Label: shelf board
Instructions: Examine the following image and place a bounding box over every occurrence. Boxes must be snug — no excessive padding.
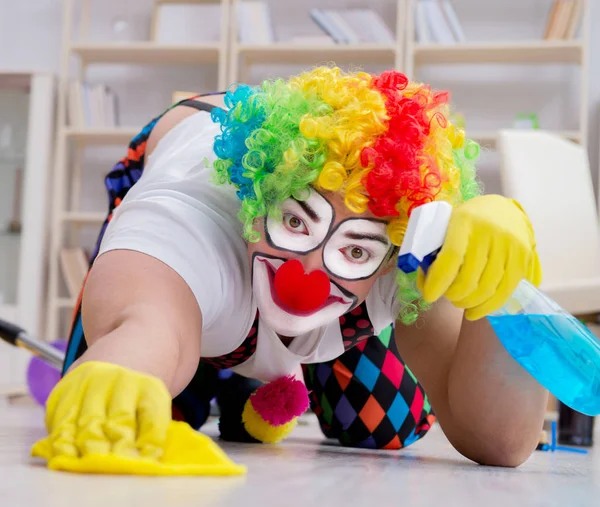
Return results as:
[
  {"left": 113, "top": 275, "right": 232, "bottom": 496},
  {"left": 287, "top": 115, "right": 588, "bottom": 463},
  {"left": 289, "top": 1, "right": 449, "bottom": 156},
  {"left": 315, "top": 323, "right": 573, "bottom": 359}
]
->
[
  {"left": 63, "top": 127, "right": 140, "bottom": 145},
  {"left": 61, "top": 212, "right": 106, "bottom": 225},
  {"left": 469, "top": 129, "right": 581, "bottom": 150},
  {"left": 157, "top": 0, "right": 219, "bottom": 3},
  {"left": 236, "top": 43, "right": 396, "bottom": 64},
  {"left": 71, "top": 42, "right": 221, "bottom": 65},
  {"left": 414, "top": 40, "right": 583, "bottom": 66}
]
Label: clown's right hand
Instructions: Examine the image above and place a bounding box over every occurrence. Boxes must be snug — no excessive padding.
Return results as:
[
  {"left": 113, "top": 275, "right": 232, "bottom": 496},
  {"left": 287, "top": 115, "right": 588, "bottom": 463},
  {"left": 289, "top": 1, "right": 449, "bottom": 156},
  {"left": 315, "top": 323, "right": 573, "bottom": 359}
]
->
[{"left": 32, "top": 361, "right": 171, "bottom": 462}]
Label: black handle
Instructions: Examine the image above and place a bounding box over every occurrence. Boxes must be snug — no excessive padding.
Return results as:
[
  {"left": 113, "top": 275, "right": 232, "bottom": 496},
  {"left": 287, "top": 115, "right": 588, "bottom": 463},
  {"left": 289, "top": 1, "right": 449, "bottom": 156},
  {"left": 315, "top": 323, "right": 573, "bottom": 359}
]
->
[{"left": 0, "top": 319, "right": 25, "bottom": 346}]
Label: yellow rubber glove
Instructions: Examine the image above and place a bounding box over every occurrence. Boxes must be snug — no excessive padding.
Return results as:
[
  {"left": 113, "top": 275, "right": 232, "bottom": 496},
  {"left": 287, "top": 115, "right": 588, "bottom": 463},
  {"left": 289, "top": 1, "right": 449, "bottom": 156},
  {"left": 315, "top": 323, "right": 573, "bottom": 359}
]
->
[
  {"left": 31, "top": 361, "right": 246, "bottom": 476},
  {"left": 417, "top": 194, "right": 542, "bottom": 321}
]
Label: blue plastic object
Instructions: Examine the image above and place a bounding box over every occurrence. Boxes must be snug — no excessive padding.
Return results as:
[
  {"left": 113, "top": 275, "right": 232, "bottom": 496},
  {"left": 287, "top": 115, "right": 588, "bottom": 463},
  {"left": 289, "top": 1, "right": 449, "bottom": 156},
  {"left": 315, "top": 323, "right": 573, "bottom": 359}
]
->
[
  {"left": 398, "top": 201, "right": 600, "bottom": 417},
  {"left": 538, "top": 421, "right": 589, "bottom": 454},
  {"left": 486, "top": 281, "right": 600, "bottom": 416}
]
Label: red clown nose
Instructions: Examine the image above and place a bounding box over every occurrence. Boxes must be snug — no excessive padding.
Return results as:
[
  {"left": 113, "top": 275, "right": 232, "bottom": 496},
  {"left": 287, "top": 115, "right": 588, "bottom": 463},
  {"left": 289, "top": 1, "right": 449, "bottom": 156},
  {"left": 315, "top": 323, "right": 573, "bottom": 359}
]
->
[{"left": 273, "top": 260, "right": 330, "bottom": 313}]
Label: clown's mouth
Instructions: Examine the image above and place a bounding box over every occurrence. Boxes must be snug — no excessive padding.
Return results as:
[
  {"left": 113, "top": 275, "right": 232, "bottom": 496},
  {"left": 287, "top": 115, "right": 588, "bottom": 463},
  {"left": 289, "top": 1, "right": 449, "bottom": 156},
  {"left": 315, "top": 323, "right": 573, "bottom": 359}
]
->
[{"left": 258, "top": 258, "right": 351, "bottom": 317}]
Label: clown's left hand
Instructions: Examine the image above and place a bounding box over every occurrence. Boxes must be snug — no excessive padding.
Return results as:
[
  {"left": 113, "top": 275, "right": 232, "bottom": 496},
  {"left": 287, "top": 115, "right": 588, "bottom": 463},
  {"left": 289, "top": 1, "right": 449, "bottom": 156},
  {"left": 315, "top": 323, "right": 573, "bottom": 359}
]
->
[{"left": 417, "top": 194, "right": 542, "bottom": 320}]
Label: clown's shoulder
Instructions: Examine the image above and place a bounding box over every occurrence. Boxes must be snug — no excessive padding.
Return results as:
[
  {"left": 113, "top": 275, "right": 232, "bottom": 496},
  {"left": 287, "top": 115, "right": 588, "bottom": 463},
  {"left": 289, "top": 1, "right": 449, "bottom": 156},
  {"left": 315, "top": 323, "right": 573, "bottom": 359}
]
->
[{"left": 98, "top": 108, "right": 258, "bottom": 360}]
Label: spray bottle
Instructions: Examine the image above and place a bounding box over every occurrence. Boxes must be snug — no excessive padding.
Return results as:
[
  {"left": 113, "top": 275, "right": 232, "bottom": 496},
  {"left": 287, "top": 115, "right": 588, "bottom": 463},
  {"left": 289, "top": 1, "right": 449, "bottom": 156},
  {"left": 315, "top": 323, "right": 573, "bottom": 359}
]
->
[{"left": 398, "top": 201, "right": 600, "bottom": 417}]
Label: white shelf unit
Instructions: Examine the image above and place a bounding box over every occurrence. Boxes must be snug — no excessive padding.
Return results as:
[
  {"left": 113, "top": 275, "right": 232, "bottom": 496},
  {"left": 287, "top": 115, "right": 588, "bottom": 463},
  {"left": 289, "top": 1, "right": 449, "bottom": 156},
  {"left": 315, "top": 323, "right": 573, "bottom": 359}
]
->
[
  {"left": 0, "top": 72, "right": 55, "bottom": 390},
  {"left": 45, "top": 0, "right": 231, "bottom": 341},
  {"left": 45, "top": 0, "right": 593, "bottom": 340},
  {"left": 227, "top": 0, "right": 406, "bottom": 84},
  {"left": 401, "top": 0, "right": 591, "bottom": 151}
]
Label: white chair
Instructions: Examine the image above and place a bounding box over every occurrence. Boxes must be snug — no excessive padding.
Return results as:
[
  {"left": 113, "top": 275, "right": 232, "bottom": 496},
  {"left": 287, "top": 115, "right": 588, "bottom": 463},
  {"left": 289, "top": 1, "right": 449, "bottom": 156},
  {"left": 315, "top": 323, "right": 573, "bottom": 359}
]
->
[{"left": 497, "top": 130, "right": 600, "bottom": 316}]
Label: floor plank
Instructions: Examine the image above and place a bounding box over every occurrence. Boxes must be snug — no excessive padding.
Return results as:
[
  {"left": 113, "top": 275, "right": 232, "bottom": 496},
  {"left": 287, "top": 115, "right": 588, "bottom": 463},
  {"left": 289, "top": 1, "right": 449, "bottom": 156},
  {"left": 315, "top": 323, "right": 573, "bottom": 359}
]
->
[{"left": 1, "top": 397, "right": 598, "bottom": 507}]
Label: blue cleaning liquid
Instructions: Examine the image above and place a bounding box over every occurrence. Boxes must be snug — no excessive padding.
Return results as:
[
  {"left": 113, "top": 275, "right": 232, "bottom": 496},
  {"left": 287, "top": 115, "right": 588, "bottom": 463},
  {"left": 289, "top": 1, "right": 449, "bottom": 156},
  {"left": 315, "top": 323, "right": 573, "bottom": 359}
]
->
[{"left": 487, "top": 313, "right": 600, "bottom": 416}]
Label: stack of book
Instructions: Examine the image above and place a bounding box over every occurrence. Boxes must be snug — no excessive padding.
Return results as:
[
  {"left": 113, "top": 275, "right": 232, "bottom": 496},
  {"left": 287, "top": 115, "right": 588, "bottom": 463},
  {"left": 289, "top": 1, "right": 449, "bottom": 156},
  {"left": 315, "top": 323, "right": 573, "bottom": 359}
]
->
[
  {"left": 413, "top": 0, "right": 465, "bottom": 44},
  {"left": 309, "top": 8, "right": 395, "bottom": 44},
  {"left": 67, "top": 81, "right": 119, "bottom": 128},
  {"left": 544, "top": 0, "right": 583, "bottom": 40}
]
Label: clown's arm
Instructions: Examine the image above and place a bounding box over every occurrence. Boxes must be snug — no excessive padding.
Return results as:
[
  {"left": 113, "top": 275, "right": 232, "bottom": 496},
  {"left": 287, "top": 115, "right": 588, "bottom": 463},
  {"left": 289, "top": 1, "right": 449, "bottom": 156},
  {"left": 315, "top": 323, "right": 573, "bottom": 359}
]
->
[
  {"left": 395, "top": 300, "right": 548, "bottom": 467},
  {"left": 68, "top": 102, "right": 218, "bottom": 393},
  {"left": 394, "top": 195, "right": 548, "bottom": 467},
  {"left": 71, "top": 248, "right": 203, "bottom": 396}
]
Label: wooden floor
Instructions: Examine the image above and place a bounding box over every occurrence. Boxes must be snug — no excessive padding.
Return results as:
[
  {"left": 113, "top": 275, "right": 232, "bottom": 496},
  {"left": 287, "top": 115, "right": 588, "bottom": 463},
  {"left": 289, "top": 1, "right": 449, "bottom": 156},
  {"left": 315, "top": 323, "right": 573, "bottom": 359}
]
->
[{"left": 1, "top": 396, "right": 599, "bottom": 507}]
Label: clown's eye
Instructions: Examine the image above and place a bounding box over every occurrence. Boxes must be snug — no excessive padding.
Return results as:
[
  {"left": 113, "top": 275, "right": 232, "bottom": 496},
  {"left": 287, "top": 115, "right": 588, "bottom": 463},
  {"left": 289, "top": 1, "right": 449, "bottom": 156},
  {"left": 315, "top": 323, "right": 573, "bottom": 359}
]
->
[
  {"left": 283, "top": 214, "right": 308, "bottom": 235},
  {"left": 342, "top": 246, "right": 370, "bottom": 263}
]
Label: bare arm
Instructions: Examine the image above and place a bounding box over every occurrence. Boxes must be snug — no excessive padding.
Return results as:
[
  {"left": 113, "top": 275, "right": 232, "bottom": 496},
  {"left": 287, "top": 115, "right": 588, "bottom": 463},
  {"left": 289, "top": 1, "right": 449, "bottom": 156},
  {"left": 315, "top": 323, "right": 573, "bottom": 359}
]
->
[
  {"left": 70, "top": 96, "right": 226, "bottom": 395},
  {"left": 395, "top": 299, "right": 548, "bottom": 467},
  {"left": 74, "top": 250, "right": 202, "bottom": 396}
]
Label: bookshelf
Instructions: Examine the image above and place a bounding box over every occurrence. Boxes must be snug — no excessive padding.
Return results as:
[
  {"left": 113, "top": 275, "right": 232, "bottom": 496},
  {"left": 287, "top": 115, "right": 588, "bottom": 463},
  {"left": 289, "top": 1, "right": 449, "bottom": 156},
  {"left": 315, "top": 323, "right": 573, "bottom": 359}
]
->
[
  {"left": 412, "top": 40, "right": 584, "bottom": 66},
  {"left": 44, "top": 0, "right": 593, "bottom": 340},
  {"left": 235, "top": 43, "right": 397, "bottom": 66},
  {"left": 62, "top": 126, "right": 142, "bottom": 145},
  {"left": 228, "top": 0, "right": 405, "bottom": 83},
  {"left": 401, "top": 0, "right": 590, "bottom": 151},
  {"left": 71, "top": 42, "right": 222, "bottom": 65},
  {"left": 45, "top": 0, "right": 231, "bottom": 341}
]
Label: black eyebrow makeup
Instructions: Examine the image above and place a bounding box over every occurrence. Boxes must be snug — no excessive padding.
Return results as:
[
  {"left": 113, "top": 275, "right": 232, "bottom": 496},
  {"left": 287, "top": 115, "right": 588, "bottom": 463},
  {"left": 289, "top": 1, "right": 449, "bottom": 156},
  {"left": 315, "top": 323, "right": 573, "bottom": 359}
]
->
[
  {"left": 343, "top": 231, "right": 389, "bottom": 246},
  {"left": 296, "top": 199, "right": 320, "bottom": 223}
]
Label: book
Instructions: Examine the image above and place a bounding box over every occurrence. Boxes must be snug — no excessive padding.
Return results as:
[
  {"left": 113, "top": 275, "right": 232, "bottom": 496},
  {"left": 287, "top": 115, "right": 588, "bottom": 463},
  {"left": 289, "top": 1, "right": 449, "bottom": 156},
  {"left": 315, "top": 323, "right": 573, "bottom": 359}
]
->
[
  {"left": 327, "top": 11, "right": 360, "bottom": 44},
  {"left": 545, "top": 0, "right": 577, "bottom": 40},
  {"left": 59, "top": 248, "right": 89, "bottom": 299},
  {"left": 310, "top": 8, "right": 348, "bottom": 43},
  {"left": 421, "top": 0, "right": 456, "bottom": 44},
  {"left": 565, "top": 0, "right": 584, "bottom": 39},
  {"left": 414, "top": 0, "right": 431, "bottom": 43},
  {"left": 440, "top": 0, "right": 465, "bottom": 42},
  {"left": 67, "top": 81, "right": 119, "bottom": 128},
  {"left": 310, "top": 8, "right": 394, "bottom": 44}
]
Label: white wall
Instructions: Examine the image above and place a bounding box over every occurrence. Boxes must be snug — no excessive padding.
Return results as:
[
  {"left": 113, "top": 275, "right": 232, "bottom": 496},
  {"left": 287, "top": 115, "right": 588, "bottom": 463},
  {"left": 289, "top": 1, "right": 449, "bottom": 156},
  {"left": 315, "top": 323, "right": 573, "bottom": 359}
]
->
[{"left": 0, "top": 0, "right": 599, "bottom": 215}]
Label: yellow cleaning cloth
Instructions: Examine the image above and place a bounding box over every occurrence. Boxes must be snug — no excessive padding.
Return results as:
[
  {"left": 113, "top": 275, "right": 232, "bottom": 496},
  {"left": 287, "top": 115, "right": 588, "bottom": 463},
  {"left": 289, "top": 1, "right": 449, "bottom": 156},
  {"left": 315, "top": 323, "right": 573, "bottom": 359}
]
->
[
  {"left": 32, "top": 420, "right": 246, "bottom": 476},
  {"left": 31, "top": 361, "right": 246, "bottom": 476}
]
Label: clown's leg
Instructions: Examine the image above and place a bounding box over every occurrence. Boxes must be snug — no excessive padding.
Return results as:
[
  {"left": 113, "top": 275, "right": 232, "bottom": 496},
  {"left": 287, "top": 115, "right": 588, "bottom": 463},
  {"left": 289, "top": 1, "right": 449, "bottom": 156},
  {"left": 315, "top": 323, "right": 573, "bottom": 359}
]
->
[
  {"left": 216, "top": 371, "right": 263, "bottom": 443},
  {"left": 172, "top": 362, "right": 262, "bottom": 442},
  {"left": 303, "top": 326, "right": 436, "bottom": 450}
]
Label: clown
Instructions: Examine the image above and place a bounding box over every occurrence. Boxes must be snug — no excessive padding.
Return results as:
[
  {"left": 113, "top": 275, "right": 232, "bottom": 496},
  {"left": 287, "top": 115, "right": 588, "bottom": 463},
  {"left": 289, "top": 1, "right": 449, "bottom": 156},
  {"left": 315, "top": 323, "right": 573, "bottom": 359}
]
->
[{"left": 36, "top": 66, "right": 547, "bottom": 470}]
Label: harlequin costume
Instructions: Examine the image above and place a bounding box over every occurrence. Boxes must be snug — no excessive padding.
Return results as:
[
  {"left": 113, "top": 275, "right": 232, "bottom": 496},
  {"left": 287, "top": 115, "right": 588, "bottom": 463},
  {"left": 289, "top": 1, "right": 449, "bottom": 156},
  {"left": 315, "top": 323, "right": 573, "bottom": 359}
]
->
[{"left": 61, "top": 67, "right": 480, "bottom": 450}]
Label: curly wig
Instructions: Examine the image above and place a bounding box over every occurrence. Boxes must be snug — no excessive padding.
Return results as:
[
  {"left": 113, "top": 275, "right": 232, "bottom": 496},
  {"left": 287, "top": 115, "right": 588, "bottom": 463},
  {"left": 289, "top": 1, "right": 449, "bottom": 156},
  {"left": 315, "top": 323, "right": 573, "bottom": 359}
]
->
[{"left": 211, "top": 66, "right": 481, "bottom": 324}]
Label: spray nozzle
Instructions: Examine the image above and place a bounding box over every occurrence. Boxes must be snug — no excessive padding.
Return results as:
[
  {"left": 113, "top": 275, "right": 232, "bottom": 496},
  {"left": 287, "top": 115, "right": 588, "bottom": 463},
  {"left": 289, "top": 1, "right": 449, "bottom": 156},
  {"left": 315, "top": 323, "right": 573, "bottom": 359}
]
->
[{"left": 397, "top": 201, "right": 453, "bottom": 275}]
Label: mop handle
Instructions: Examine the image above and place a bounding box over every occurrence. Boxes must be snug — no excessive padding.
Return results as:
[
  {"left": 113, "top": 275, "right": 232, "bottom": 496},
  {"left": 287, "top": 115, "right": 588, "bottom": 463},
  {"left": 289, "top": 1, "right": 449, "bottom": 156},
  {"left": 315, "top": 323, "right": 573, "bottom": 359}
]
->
[{"left": 0, "top": 319, "right": 65, "bottom": 370}]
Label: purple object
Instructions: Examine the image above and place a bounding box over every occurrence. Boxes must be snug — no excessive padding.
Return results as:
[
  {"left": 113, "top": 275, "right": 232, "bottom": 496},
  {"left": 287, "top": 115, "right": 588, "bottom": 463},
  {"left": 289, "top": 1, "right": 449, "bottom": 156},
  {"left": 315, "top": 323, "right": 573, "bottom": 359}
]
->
[{"left": 26, "top": 340, "right": 67, "bottom": 406}]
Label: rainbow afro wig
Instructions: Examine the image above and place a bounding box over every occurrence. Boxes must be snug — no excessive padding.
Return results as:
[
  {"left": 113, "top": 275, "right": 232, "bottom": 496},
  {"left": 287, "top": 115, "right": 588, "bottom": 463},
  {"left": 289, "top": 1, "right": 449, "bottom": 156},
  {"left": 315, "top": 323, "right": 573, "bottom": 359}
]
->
[{"left": 211, "top": 66, "right": 482, "bottom": 325}]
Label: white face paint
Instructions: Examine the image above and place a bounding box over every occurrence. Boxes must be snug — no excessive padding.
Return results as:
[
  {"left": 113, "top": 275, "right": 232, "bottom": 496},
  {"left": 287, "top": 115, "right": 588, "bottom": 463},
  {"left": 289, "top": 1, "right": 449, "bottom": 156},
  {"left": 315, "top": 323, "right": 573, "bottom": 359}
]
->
[
  {"left": 323, "top": 219, "right": 392, "bottom": 280},
  {"left": 252, "top": 255, "right": 356, "bottom": 337},
  {"left": 265, "top": 189, "right": 334, "bottom": 253}
]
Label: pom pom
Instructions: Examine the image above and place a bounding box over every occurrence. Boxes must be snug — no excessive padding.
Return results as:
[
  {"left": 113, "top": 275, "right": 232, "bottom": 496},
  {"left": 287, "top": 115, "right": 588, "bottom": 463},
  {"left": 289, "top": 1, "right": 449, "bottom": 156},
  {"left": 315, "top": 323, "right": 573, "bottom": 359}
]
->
[
  {"left": 250, "top": 375, "right": 309, "bottom": 426},
  {"left": 242, "top": 402, "right": 298, "bottom": 444},
  {"left": 242, "top": 376, "right": 310, "bottom": 444}
]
